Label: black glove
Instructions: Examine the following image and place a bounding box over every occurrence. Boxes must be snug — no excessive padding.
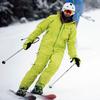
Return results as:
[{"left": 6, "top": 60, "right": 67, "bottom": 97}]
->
[
  {"left": 23, "top": 42, "right": 32, "bottom": 50},
  {"left": 71, "top": 57, "right": 80, "bottom": 67}
]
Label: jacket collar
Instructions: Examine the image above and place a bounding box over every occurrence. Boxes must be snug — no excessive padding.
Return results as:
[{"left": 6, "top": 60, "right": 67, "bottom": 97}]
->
[{"left": 57, "top": 12, "right": 76, "bottom": 24}]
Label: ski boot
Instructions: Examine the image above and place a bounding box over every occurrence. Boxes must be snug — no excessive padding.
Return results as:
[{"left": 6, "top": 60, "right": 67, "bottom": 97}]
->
[
  {"left": 31, "top": 85, "right": 43, "bottom": 95},
  {"left": 16, "top": 88, "right": 27, "bottom": 97}
]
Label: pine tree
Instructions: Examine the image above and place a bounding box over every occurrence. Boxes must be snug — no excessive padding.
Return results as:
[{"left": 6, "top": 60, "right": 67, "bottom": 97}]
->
[
  {"left": 12, "top": 0, "right": 34, "bottom": 20},
  {"left": 84, "top": 0, "right": 100, "bottom": 10},
  {"left": 0, "top": 1, "right": 14, "bottom": 27},
  {"left": 32, "top": 0, "right": 64, "bottom": 19}
]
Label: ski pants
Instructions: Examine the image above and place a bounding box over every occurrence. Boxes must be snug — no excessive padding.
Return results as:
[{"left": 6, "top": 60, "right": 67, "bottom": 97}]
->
[{"left": 20, "top": 49, "right": 64, "bottom": 89}]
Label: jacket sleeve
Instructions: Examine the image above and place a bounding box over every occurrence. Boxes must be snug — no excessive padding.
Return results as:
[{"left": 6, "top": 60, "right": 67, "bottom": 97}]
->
[
  {"left": 67, "top": 23, "right": 77, "bottom": 58},
  {"left": 25, "top": 15, "right": 54, "bottom": 43}
]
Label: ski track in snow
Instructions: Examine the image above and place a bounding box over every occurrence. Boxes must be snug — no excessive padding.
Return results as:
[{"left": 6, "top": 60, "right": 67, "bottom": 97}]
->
[{"left": 0, "top": 10, "right": 100, "bottom": 100}]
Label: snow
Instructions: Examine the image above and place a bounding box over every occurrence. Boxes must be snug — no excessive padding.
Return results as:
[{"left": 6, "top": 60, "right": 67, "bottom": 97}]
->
[{"left": 0, "top": 9, "right": 100, "bottom": 100}]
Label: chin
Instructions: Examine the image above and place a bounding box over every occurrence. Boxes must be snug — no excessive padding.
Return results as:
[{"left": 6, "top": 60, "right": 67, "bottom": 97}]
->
[{"left": 65, "top": 14, "right": 71, "bottom": 17}]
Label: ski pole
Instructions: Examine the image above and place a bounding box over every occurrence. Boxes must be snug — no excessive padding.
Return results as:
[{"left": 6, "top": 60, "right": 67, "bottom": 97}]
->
[
  {"left": 2, "top": 48, "right": 23, "bottom": 64},
  {"left": 21, "top": 37, "right": 40, "bottom": 42},
  {"left": 2, "top": 37, "right": 40, "bottom": 64},
  {"left": 21, "top": 38, "right": 27, "bottom": 41},
  {"left": 81, "top": 15, "right": 95, "bottom": 22},
  {"left": 49, "top": 64, "right": 75, "bottom": 88}
]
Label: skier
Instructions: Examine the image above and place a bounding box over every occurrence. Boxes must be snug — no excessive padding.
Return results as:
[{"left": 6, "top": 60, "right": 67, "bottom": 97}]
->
[
  {"left": 65, "top": 0, "right": 84, "bottom": 25},
  {"left": 16, "top": 2, "right": 80, "bottom": 97}
]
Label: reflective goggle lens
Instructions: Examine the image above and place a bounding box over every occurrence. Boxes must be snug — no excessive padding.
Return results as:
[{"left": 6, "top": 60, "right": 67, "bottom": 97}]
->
[{"left": 64, "top": 10, "right": 73, "bottom": 16}]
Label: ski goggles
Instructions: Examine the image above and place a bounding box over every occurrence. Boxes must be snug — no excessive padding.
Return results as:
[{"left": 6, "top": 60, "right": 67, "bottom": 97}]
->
[{"left": 64, "top": 10, "right": 74, "bottom": 16}]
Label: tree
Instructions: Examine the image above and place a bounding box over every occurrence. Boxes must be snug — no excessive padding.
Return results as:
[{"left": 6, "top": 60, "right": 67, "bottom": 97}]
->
[
  {"left": 0, "top": 1, "right": 14, "bottom": 27},
  {"left": 31, "top": 0, "right": 64, "bottom": 19},
  {"left": 84, "top": 0, "right": 100, "bottom": 10},
  {"left": 12, "top": 0, "right": 34, "bottom": 19}
]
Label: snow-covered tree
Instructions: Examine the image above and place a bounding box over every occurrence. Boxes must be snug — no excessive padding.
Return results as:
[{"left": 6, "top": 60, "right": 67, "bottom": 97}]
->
[
  {"left": 31, "top": 0, "right": 64, "bottom": 19},
  {"left": 84, "top": 0, "right": 100, "bottom": 11},
  {"left": 12, "top": 0, "right": 34, "bottom": 20},
  {"left": 0, "top": 0, "right": 100, "bottom": 27},
  {"left": 0, "top": 1, "right": 14, "bottom": 27}
]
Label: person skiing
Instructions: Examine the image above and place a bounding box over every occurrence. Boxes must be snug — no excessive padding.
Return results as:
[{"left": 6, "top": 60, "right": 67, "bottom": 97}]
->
[
  {"left": 65, "top": 0, "right": 84, "bottom": 25},
  {"left": 16, "top": 2, "right": 80, "bottom": 97}
]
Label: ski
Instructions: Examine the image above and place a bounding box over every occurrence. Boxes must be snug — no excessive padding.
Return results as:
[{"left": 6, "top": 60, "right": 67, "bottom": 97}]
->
[
  {"left": 26, "top": 91, "right": 56, "bottom": 100},
  {"left": 9, "top": 89, "right": 56, "bottom": 100},
  {"left": 9, "top": 89, "right": 36, "bottom": 100}
]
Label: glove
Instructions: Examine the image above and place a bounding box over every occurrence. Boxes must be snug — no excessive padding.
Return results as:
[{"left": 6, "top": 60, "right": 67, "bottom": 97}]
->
[
  {"left": 71, "top": 57, "right": 80, "bottom": 67},
  {"left": 23, "top": 41, "right": 32, "bottom": 50}
]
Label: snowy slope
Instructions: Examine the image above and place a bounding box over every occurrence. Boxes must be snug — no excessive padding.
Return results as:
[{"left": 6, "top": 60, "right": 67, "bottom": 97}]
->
[{"left": 0, "top": 9, "right": 100, "bottom": 100}]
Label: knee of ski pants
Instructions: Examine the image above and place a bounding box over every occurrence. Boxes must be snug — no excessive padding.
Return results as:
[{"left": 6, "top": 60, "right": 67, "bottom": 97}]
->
[
  {"left": 43, "top": 52, "right": 64, "bottom": 77},
  {"left": 47, "top": 52, "right": 64, "bottom": 72},
  {"left": 35, "top": 52, "right": 64, "bottom": 87},
  {"left": 30, "top": 52, "right": 52, "bottom": 75}
]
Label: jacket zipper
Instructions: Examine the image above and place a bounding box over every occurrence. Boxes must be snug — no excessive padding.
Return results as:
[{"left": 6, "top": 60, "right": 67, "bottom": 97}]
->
[{"left": 52, "top": 24, "right": 65, "bottom": 53}]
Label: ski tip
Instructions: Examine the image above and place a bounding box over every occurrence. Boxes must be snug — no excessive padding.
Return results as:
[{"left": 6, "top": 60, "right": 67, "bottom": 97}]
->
[
  {"left": 28, "top": 95, "right": 36, "bottom": 100},
  {"left": 46, "top": 94, "right": 56, "bottom": 99},
  {"left": 9, "top": 89, "right": 17, "bottom": 95},
  {"left": 9, "top": 89, "right": 14, "bottom": 92}
]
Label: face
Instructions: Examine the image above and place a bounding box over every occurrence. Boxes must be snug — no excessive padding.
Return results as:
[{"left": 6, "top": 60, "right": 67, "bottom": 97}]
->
[{"left": 63, "top": 10, "right": 73, "bottom": 17}]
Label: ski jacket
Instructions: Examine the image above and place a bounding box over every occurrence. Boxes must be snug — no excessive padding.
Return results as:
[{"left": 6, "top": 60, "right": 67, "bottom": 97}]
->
[
  {"left": 25, "top": 13, "right": 77, "bottom": 58},
  {"left": 65, "top": 0, "right": 84, "bottom": 24}
]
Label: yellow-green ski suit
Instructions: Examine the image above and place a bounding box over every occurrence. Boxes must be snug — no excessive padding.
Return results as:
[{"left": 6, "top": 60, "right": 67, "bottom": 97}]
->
[{"left": 20, "top": 13, "right": 77, "bottom": 89}]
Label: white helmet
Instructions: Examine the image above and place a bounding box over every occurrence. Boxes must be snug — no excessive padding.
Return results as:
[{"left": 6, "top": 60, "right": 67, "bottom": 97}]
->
[{"left": 62, "top": 2, "right": 75, "bottom": 15}]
